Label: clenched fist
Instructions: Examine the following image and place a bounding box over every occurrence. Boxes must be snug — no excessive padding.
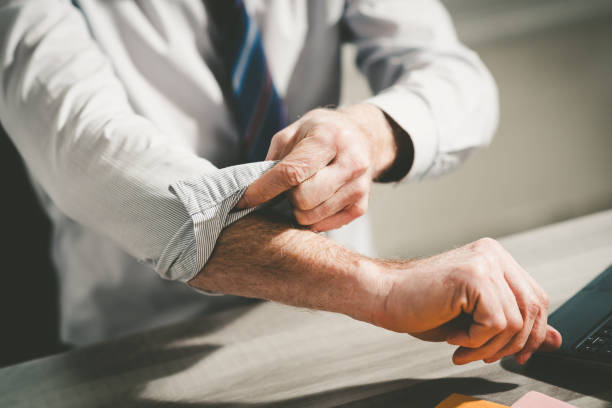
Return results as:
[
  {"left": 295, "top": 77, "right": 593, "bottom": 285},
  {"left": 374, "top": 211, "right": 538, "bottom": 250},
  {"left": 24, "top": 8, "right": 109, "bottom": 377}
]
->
[{"left": 371, "top": 237, "right": 562, "bottom": 365}]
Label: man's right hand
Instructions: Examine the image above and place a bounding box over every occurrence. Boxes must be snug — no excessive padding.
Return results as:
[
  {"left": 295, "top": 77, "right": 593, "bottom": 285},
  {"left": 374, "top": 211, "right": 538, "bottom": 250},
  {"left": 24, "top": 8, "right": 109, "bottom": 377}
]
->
[{"left": 372, "top": 237, "right": 562, "bottom": 365}]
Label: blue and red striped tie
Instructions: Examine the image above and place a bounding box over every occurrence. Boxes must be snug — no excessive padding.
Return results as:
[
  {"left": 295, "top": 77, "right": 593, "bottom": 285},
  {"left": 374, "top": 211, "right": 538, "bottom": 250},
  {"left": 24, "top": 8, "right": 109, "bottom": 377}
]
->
[{"left": 206, "top": 0, "right": 288, "bottom": 162}]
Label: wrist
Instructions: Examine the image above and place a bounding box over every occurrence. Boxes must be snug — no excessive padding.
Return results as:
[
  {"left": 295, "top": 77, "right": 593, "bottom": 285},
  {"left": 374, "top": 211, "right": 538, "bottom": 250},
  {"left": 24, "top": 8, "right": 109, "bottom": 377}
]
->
[
  {"left": 338, "top": 104, "right": 397, "bottom": 179},
  {"left": 366, "top": 258, "right": 420, "bottom": 331},
  {"left": 341, "top": 256, "right": 395, "bottom": 326}
]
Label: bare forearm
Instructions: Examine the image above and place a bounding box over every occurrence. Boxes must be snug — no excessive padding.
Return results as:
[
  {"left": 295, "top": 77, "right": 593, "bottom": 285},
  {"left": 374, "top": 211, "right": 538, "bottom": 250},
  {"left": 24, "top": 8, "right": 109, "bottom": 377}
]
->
[
  {"left": 188, "top": 212, "right": 385, "bottom": 323},
  {"left": 188, "top": 212, "right": 562, "bottom": 365}
]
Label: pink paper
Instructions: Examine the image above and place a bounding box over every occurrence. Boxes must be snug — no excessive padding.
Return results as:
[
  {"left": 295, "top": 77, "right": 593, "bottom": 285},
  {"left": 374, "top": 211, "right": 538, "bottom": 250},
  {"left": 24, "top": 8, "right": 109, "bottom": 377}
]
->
[{"left": 512, "top": 391, "right": 577, "bottom": 408}]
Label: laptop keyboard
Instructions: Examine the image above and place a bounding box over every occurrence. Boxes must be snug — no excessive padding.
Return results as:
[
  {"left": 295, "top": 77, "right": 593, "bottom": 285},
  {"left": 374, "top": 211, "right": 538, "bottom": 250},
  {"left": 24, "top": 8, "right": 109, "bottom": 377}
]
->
[{"left": 575, "top": 314, "right": 612, "bottom": 358}]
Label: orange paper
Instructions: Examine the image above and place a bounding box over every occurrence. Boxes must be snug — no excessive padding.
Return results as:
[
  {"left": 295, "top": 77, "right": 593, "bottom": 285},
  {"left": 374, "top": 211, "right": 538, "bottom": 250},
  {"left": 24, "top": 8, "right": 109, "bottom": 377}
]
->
[{"left": 436, "top": 393, "right": 510, "bottom": 408}]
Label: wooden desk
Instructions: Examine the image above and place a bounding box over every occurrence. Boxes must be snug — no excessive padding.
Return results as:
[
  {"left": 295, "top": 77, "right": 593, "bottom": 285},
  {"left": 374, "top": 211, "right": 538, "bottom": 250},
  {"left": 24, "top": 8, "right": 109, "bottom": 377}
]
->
[{"left": 2, "top": 211, "right": 612, "bottom": 407}]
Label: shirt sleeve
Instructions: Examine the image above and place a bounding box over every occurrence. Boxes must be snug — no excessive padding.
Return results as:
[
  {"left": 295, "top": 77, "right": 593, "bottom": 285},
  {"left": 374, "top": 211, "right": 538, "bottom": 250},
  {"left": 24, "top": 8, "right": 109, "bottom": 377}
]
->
[
  {"left": 0, "top": 0, "right": 271, "bottom": 283},
  {"left": 343, "top": 0, "right": 499, "bottom": 181}
]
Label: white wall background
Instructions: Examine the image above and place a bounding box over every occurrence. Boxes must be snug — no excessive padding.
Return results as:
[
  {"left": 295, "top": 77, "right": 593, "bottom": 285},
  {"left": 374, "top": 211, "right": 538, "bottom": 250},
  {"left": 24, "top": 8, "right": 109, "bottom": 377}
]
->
[{"left": 340, "top": 4, "right": 612, "bottom": 258}]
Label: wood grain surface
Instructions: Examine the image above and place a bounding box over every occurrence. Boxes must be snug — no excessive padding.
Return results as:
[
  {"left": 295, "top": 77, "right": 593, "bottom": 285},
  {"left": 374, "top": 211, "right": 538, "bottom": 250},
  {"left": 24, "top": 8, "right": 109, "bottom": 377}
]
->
[{"left": 1, "top": 210, "right": 611, "bottom": 408}]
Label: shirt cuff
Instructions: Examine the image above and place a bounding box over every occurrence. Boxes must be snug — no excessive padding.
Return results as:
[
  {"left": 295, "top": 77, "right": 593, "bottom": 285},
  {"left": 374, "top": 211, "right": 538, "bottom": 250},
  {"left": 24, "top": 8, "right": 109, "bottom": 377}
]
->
[
  {"left": 365, "top": 88, "right": 438, "bottom": 181},
  {"left": 157, "top": 161, "right": 278, "bottom": 283}
]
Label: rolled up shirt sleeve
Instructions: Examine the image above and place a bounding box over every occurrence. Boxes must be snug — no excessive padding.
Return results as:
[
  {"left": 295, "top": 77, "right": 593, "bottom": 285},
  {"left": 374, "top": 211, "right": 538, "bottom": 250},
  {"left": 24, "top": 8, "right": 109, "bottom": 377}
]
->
[
  {"left": 343, "top": 0, "right": 499, "bottom": 181},
  {"left": 0, "top": 0, "right": 270, "bottom": 283},
  {"left": 166, "top": 161, "right": 276, "bottom": 282}
]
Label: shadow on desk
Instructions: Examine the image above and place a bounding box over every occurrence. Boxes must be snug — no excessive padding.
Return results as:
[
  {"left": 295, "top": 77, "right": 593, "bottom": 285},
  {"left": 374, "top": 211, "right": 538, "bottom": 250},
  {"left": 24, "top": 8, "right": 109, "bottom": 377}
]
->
[
  {"left": 501, "top": 355, "right": 612, "bottom": 403},
  {"left": 7, "top": 299, "right": 611, "bottom": 407},
  {"left": 127, "top": 377, "right": 516, "bottom": 408},
  {"left": 33, "top": 302, "right": 516, "bottom": 408}
]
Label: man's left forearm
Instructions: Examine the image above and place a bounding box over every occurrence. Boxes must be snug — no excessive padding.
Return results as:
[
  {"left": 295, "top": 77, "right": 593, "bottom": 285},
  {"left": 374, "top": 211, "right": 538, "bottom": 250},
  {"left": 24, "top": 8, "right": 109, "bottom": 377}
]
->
[{"left": 189, "top": 211, "right": 384, "bottom": 322}]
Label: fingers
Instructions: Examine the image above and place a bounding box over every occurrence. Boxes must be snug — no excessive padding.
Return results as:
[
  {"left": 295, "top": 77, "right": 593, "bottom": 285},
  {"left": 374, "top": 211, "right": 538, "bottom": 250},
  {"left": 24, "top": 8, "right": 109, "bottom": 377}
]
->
[
  {"left": 242, "top": 108, "right": 374, "bottom": 223},
  {"left": 310, "top": 196, "right": 369, "bottom": 232},
  {"left": 288, "top": 164, "right": 351, "bottom": 212},
  {"left": 450, "top": 278, "right": 524, "bottom": 365},
  {"left": 481, "top": 278, "right": 544, "bottom": 363},
  {"left": 289, "top": 154, "right": 368, "bottom": 212},
  {"left": 395, "top": 238, "right": 558, "bottom": 366},
  {"left": 514, "top": 324, "right": 562, "bottom": 364},
  {"left": 237, "top": 135, "right": 336, "bottom": 208},
  {"left": 453, "top": 238, "right": 557, "bottom": 365},
  {"left": 451, "top": 287, "right": 557, "bottom": 365},
  {"left": 511, "top": 308, "right": 547, "bottom": 364},
  {"left": 447, "top": 284, "right": 508, "bottom": 350},
  {"left": 293, "top": 176, "right": 369, "bottom": 228},
  {"left": 454, "top": 321, "right": 525, "bottom": 365},
  {"left": 499, "top": 251, "right": 555, "bottom": 363},
  {"left": 484, "top": 308, "right": 536, "bottom": 363}
]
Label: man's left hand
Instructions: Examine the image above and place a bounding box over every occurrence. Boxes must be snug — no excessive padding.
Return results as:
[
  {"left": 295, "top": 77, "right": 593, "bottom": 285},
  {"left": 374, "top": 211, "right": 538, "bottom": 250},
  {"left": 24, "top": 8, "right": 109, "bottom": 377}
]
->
[{"left": 236, "top": 104, "right": 397, "bottom": 232}]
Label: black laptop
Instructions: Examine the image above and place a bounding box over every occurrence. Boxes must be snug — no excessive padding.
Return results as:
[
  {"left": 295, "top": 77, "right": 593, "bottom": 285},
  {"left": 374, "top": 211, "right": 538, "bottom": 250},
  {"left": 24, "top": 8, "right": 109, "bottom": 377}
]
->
[{"left": 538, "top": 264, "right": 612, "bottom": 367}]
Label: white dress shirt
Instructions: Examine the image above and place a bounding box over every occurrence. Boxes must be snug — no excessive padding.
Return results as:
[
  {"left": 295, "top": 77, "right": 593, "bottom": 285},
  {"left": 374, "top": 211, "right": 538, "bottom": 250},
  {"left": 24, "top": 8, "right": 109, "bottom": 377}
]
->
[{"left": 0, "top": 0, "right": 498, "bottom": 345}]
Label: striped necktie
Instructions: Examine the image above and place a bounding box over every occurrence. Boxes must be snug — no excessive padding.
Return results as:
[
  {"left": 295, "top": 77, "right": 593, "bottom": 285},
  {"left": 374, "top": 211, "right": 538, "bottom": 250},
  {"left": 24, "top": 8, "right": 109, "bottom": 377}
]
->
[{"left": 206, "top": 0, "right": 288, "bottom": 163}]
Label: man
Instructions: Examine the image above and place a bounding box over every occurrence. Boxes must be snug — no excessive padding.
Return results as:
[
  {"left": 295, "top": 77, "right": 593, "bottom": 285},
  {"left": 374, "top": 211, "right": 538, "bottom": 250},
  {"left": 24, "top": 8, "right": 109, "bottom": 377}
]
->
[{"left": 0, "top": 0, "right": 561, "bottom": 365}]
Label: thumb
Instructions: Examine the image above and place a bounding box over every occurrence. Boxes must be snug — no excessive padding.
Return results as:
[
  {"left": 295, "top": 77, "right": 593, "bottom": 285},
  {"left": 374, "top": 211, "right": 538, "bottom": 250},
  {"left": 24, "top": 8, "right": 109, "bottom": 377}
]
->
[
  {"left": 235, "top": 161, "right": 299, "bottom": 209},
  {"left": 236, "top": 138, "right": 335, "bottom": 209},
  {"left": 412, "top": 312, "right": 474, "bottom": 342}
]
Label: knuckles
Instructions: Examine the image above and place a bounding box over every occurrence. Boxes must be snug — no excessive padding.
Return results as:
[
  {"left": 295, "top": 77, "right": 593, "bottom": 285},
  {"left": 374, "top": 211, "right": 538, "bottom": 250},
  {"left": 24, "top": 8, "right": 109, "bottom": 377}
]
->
[
  {"left": 307, "top": 107, "right": 332, "bottom": 118},
  {"left": 277, "top": 161, "right": 310, "bottom": 186},
  {"left": 308, "top": 121, "right": 344, "bottom": 145},
  {"left": 460, "top": 257, "right": 488, "bottom": 282},
  {"left": 506, "top": 315, "right": 524, "bottom": 334},
  {"left": 290, "top": 188, "right": 317, "bottom": 211},
  {"left": 525, "top": 296, "right": 543, "bottom": 317},
  {"left": 538, "top": 290, "right": 550, "bottom": 310},
  {"left": 470, "top": 237, "right": 503, "bottom": 255},
  {"left": 347, "top": 152, "right": 370, "bottom": 179},
  {"left": 271, "top": 130, "right": 292, "bottom": 148},
  {"left": 462, "top": 238, "right": 507, "bottom": 280},
  {"left": 487, "top": 315, "right": 508, "bottom": 334}
]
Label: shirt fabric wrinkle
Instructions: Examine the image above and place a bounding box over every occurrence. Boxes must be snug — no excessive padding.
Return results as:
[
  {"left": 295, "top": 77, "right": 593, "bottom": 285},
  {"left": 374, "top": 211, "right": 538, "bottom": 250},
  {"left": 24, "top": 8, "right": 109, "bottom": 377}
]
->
[{"left": 0, "top": 0, "right": 498, "bottom": 344}]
